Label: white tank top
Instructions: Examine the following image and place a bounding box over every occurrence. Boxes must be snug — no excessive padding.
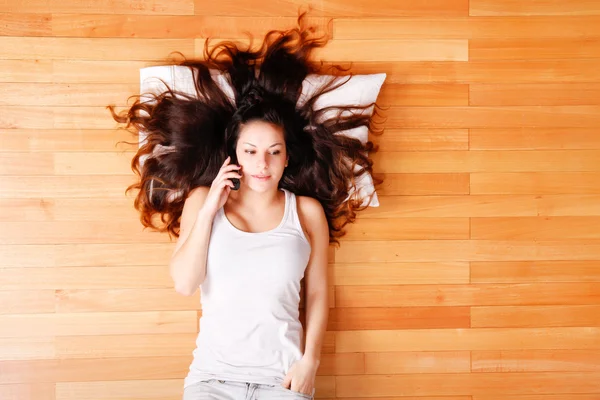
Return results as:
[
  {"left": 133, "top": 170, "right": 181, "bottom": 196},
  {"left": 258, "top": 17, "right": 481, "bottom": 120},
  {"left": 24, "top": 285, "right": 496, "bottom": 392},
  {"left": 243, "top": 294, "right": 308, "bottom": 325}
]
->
[{"left": 184, "top": 188, "right": 312, "bottom": 388}]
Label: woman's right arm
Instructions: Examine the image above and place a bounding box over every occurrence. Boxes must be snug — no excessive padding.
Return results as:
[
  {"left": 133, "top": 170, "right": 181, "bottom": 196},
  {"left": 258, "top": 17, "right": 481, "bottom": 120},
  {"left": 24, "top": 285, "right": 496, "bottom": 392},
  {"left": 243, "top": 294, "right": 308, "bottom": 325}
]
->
[
  {"left": 168, "top": 156, "right": 242, "bottom": 296},
  {"left": 169, "top": 186, "right": 214, "bottom": 296}
]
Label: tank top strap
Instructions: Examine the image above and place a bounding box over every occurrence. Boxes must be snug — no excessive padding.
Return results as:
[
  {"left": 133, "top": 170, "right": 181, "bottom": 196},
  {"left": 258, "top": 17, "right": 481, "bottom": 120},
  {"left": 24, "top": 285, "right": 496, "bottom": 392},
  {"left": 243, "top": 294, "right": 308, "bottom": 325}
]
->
[{"left": 282, "top": 188, "right": 310, "bottom": 244}]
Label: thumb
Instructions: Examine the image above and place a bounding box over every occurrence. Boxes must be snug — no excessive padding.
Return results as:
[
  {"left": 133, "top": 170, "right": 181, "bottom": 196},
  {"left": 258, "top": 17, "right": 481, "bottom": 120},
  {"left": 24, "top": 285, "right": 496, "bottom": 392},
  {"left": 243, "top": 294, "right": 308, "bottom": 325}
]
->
[{"left": 282, "top": 372, "right": 292, "bottom": 388}]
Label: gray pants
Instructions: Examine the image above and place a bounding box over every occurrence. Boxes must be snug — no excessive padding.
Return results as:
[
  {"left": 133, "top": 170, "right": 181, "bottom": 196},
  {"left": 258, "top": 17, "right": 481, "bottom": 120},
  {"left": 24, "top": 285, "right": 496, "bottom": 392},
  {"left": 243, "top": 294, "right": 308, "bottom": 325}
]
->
[{"left": 183, "top": 379, "right": 315, "bottom": 400}]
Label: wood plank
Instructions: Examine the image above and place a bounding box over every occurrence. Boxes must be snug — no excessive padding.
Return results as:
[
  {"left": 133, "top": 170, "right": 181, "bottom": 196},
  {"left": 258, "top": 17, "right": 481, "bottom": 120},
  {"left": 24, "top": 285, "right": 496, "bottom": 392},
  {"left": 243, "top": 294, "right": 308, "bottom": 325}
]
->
[
  {"left": 0, "top": 384, "right": 55, "bottom": 400},
  {"left": 52, "top": 60, "right": 147, "bottom": 83},
  {"left": 469, "top": 128, "right": 600, "bottom": 150},
  {"left": 1, "top": 106, "right": 123, "bottom": 129},
  {"left": 473, "top": 350, "right": 600, "bottom": 372},
  {"left": 0, "top": 37, "right": 194, "bottom": 61},
  {"left": 331, "top": 262, "right": 470, "bottom": 285},
  {"left": 383, "top": 106, "right": 600, "bottom": 128},
  {"left": 0, "top": 311, "right": 197, "bottom": 338},
  {"left": 335, "top": 240, "right": 600, "bottom": 263},
  {"left": 56, "top": 380, "right": 180, "bottom": 400},
  {"left": 360, "top": 195, "right": 537, "bottom": 218},
  {"left": 0, "top": 291, "right": 55, "bottom": 314},
  {"left": 313, "top": 39, "right": 469, "bottom": 62},
  {"left": 358, "top": 195, "right": 600, "bottom": 218},
  {"left": 0, "top": 176, "right": 137, "bottom": 198},
  {"left": 0, "top": 0, "right": 194, "bottom": 15},
  {"left": 471, "top": 172, "right": 600, "bottom": 194},
  {"left": 0, "top": 60, "right": 53, "bottom": 83},
  {"left": 0, "top": 221, "right": 170, "bottom": 245},
  {"left": 351, "top": 60, "right": 600, "bottom": 84},
  {"left": 378, "top": 84, "right": 469, "bottom": 106},
  {"left": 370, "top": 129, "right": 469, "bottom": 151},
  {"left": 0, "top": 198, "right": 140, "bottom": 222},
  {"left": 471, "top": 83, "right": 600, "bottom": 106},
  {"left": 471, "top": 305, "right": 600, "bottom": 328},
  {"left": 328, "top": 397, "right": 471, "bottom": 400},
  {"left": 373, "top": 150, "right": 600, "bottom": 173},
  {"left": 474, "top": 395, "right": 600, "bottom": 400},
  {"left": 0, "top": 244, "right": 174, "bottom": 268},
  {"left": 55, "top": 333, "right": 196, "bottom": 359},
  {"left": 470, "top": 38, "right": 600, "bottom": 60},
  {"left": 330, "top": 398, "right": 472, "bottom": 400},
  {"left": 328, "top": 307, "right": 470, "bottom": 330},
  {"left": 334, "top": 16, "right": 600, "bottom": 39},
  {"left": 336, "top": 372, "right": 600, "bottom": 397},
  {"left": 0, "top": 337, "right": 55, "bottom": 361},
  {"left": 0, "top": 153, "right": 53, "bottom": 175},
  {"left": 471, "top": 261, "right": 600, "bottom": 283},
  {"left": 365, "top": 351, "right": 471, "bottom": 373},
  {"left": 0, "top": 129, "right": 133, "bottom": 152},
  {"left": 0, "top": 266, "right": 172, "bottom": 289},
  {"left": 318, "top": 353, "right": 364, "bottom": 375},
  {"left": 0, "top": 356, "right": 190, "bottom": 384},
  {"left": 51, "top": 15, "right": 330, "bottom": 38},
  {"left": 192, "top": 0, "right": 469, "bottom": 17},
  {"left": 471, "top": 217, "right": 600, "bottom": 240},
  {"left": 54, "top": 152, "right": 134, "bottom": 175},
  {"left": 335, "top": 283, "right": 600, "bottom": 307},
  {"left": 335, "top": 327, "right": 600, "bottom": 352},
  {"left": 342, "top": 217, "right": 469, "bottom": 240},
  {"left": 0, "top": 83, "right": 138, "bottom": 106},
  {"left": 471, "top": 0, "right": 600, "bottom": 16},
  {"left": 316, "top": 376, "right": 336, "bottom": 398},
  {"left": 376, "top": 173, "right": 470, "bottom": 195},
  {"left": 55, "top": 289, "right": 200, "bottom": 312},
  {"left": 0, "top": 13, "right": 52, "bottom": 36}
]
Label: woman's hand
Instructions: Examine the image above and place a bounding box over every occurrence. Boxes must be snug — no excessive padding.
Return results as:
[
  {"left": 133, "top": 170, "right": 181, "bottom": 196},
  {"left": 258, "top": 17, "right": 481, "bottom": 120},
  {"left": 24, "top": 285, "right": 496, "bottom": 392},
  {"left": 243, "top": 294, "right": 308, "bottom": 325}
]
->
[
  {"left": 200, "top": 156, "right": 242, "bottom": 216},
  {"left": 281, "top": 357, "right": 319, "bottom": 395}
]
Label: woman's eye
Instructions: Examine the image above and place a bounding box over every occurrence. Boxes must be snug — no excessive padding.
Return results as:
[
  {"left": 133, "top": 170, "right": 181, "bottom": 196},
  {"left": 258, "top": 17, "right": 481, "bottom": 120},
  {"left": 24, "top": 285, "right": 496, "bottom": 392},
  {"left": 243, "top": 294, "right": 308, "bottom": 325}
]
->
[{"left": 244, "top": 150, "right": 280, "bottom": 155}]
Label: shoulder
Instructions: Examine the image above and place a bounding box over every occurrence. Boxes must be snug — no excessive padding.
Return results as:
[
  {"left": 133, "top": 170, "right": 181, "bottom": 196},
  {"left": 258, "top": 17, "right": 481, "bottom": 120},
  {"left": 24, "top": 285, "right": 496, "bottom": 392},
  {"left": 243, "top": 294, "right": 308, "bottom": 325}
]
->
[
  {"left": 296, "top": 195, "right": 324, "bottom": 217},
  {"left": 180, "top": 186, "right": 210, "bottom": 225},
  {"left": 296, "top": 195, "right": 328, "bottom": 239},
  {"left": 188, "top": 186, "right": 210, "bottom": 199}
]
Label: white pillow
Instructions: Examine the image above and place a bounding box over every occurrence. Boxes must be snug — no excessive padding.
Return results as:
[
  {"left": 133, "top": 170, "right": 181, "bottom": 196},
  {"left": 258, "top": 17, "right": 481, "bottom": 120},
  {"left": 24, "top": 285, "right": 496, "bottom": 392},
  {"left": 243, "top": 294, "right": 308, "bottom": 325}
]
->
[{"left": 139, "top": 65, "right": 385, "bottom": 207}]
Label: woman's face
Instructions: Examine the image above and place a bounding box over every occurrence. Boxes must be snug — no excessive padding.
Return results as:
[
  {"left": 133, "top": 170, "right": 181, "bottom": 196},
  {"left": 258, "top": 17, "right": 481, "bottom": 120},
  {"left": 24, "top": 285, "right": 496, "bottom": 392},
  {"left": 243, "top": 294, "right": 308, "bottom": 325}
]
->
[{"left": 235, "top": 120, "right": 288, "bottom": 193}]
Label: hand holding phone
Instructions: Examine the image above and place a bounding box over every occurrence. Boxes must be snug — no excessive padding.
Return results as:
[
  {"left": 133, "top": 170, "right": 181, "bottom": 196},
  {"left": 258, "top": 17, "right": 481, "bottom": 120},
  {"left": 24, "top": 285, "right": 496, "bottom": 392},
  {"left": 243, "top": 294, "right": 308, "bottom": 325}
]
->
[{"left": 200, "top": 156, "right": 242, "bottom": 215}]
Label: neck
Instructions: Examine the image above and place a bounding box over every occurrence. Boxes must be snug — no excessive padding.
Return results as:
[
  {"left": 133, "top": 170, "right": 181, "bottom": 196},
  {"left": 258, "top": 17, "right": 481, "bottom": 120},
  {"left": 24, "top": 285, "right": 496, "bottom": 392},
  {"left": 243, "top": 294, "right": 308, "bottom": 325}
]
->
[{"left": 229, "top": 186, "right": 281, "bottom": 210}]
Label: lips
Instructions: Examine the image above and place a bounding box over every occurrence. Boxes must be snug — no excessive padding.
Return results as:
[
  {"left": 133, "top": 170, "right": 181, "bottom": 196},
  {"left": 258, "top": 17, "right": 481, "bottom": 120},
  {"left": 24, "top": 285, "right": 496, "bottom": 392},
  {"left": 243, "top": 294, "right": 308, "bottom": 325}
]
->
[{"left": 252, "top": 175, "right": 271, "bottom": 180}]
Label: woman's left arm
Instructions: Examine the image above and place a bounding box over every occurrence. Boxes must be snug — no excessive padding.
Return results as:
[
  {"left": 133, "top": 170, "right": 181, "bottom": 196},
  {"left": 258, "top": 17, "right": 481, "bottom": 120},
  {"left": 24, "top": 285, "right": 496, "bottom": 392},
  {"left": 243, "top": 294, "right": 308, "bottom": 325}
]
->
[
  {"left": 302, "top": 197, "right": 330, "bottom": 365},
  {"left": 282, "top": 196, "right": 330, "bottom": 394}
]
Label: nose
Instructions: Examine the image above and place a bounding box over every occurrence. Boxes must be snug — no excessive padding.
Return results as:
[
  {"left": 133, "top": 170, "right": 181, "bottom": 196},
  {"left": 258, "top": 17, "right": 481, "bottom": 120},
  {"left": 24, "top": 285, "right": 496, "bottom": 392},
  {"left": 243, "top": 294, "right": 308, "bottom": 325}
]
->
[{"left": 256, "top": 154, "right": 268, "bottom": 170}]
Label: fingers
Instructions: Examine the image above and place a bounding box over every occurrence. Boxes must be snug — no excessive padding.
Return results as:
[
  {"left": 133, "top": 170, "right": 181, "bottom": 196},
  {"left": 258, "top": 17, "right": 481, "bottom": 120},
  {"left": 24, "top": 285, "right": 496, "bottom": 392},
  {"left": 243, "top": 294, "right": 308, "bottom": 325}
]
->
[{"left": 214, "top": 161, "right": 241, "bottom": 183}]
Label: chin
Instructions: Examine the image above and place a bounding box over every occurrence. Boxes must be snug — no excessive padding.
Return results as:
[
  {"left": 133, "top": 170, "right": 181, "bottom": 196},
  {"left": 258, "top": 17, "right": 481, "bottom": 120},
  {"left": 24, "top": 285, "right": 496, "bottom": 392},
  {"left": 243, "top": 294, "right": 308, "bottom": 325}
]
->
[{"left": 246, "top": 177, "right": 282, "bottom": 193}]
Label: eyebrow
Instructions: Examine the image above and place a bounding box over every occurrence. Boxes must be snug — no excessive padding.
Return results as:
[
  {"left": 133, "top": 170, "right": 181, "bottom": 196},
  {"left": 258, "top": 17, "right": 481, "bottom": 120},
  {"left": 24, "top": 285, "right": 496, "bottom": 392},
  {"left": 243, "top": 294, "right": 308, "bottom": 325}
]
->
[{"left": 243, "top": 142, "right": 283, "bottom": 148}]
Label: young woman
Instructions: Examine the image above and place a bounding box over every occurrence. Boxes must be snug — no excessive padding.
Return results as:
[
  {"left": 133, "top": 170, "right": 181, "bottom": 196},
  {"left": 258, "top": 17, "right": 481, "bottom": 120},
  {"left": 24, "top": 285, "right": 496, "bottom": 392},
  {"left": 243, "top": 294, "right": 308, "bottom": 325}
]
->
[{"left": 110, "top": 12, "right": 381, "bottom": 400}]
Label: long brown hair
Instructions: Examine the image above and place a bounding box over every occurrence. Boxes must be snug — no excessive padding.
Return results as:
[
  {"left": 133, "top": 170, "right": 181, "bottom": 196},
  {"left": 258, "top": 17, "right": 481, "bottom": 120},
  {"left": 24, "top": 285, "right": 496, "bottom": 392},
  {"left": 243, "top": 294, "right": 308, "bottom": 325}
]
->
[{"left": 109, "top": 12, "right": 384, "bottom": 245}]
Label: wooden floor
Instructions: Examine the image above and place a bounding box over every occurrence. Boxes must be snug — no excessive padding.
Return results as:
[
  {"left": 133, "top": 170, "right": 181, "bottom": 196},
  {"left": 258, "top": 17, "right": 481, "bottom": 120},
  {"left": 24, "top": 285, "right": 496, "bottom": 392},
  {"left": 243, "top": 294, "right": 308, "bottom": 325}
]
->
[{"left": 2, "top": 1, "right": 600, "bottom": 399}]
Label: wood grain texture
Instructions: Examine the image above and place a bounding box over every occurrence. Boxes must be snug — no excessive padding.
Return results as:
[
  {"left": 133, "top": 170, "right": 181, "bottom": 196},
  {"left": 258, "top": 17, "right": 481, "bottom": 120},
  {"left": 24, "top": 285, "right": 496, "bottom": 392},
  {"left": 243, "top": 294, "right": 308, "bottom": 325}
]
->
[
  {"left": 192, "top": 0, "right": 469, "bottom": 17},
  {"left": 2, "top": 3, "right": 600, "bottom": 399},
  {"left": 470, "top": 0, "right": 600, "bottom": 16},
  {"left": 335, "top": 328, "right": 600, "bottom": 352},
  {"left": 0, "top": 0, "right": 195, "bottom": 15},
  {"left": 335, "top": 16, "right": 600, "bottom": 39}
]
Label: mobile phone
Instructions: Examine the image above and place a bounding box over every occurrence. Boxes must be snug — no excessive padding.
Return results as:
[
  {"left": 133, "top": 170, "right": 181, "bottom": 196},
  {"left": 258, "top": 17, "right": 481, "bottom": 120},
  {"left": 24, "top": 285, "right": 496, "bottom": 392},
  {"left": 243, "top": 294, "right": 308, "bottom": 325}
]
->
[{"left": 228, "top": 149, "right": 240, "bottom": 191}]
